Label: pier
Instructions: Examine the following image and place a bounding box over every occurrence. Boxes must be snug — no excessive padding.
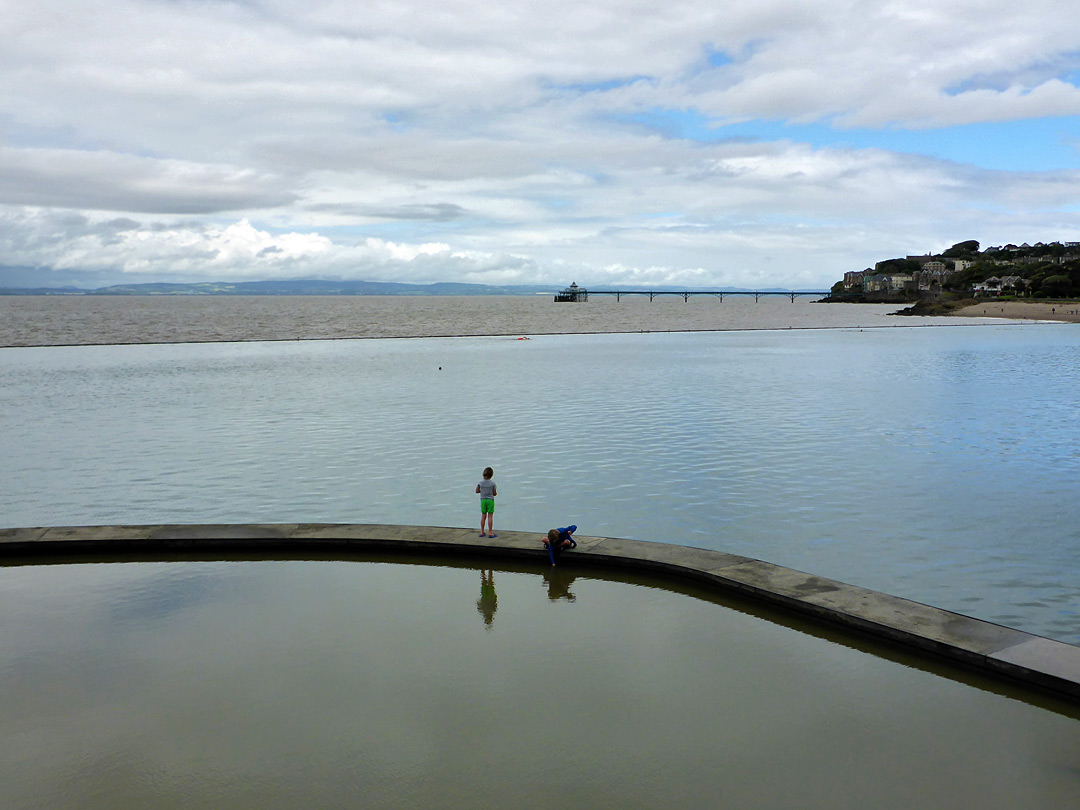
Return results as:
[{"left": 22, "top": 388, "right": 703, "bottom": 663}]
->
[
  {"left": 591, "top": 289, "right": 832, "bottom": 302},
  {"left": 555, "top": 283, "right": 831, "bottom": 303}
]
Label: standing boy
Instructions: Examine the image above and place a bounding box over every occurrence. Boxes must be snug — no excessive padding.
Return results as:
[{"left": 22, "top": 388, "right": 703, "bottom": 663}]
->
[{"left": 476, "top": 467, "right": 497, "bottom": 537}]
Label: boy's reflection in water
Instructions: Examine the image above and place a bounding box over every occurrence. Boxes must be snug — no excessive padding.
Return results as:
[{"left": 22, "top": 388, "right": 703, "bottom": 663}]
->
[
  {"left": 476, "top": 569, "right": 498, "bottom": 629},
  {"left": 475, "top": 566, "right": 578, "bottom": 629},
  {"left": 543, "top": 566, "right": 577, "bottom": 602}
]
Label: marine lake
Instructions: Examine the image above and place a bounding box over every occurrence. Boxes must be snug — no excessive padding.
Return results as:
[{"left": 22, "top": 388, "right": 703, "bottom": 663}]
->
[
  {"left": 2, "top": 297, "right": 1079, "bottom": 643},
  {"left": 3, "top": 555, "right": 1079, "bottom": 810}
]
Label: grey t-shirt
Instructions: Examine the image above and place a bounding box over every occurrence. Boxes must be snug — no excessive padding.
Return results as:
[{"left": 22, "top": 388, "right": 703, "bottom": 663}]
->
[{"left": 477, "top": 479, "right": 496, "bottom": 499}]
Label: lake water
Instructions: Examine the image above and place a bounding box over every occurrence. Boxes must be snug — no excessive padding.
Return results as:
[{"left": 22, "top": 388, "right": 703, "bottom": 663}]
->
[
  {"left": 2, "top": 556, "right": 1078, "bottom": 810},
  {"left": 2, "top": 306, "right": 1079, "bottom": 643}
]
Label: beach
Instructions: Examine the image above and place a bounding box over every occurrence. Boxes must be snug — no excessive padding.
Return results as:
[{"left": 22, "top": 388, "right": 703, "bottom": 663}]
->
[{"left": 953, "top": 300, "right": 1080, "bottom": 323}]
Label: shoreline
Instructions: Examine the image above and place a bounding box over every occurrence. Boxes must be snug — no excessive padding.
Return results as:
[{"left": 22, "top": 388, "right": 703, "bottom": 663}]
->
[
  {"left": 0, "top": 318, "right": 1052, "bottom": 350},
  {"left": 1, "top": 294, "right": 1074, "bottom": 348}
]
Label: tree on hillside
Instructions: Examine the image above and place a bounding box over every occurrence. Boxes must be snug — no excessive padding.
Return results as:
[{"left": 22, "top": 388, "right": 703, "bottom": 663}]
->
[
  {"left": 1034, "top": 242, "right": 1067, "bottom": 258},
  {"left": 1039, "top": 274, "right": 1073, "bottom": 298},
  {"left": 875, "top": 258, "right": 921, "bottom": 274},
  {"left": 942, "top": 240, "right": 980, "bottom": 258}
]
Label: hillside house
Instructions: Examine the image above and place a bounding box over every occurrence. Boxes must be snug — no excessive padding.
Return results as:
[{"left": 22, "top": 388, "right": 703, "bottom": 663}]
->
[
  {"left": 843, "top": 270, "right": 866, "bottom": 289},
  {"left": 973, "top": 277, "right": 1001, "bottom": 295},
  {"left": 864, "top": 273, "right": 914, "bottom": 294}
]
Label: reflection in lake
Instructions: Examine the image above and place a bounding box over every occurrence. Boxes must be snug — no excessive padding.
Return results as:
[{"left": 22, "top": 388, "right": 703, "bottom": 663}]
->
[
  {"left": 1, "top": 556, "right": 1078, "bottom": 810},
  {"left": 476, "top": 569, "right": 497, "bottom": 628},
  {"left": 542, "top": 566, "right": 577, "bottom": 602}
]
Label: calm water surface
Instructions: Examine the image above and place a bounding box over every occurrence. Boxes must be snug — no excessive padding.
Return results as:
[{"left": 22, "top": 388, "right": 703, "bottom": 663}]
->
[
  {"left": 0, "top": 293, "right": 983, "bottom": 345},
  {"left": 2, "top": 320, "right": 1079, "bottom": 642},
  {"left": 2, "top": 557, "right": 1078, "bottom": 810}
]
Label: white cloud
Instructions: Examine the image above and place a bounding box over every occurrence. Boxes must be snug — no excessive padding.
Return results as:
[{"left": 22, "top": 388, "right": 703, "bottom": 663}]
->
[
  {"left": 2, "top": 0, "right": 1080, "bottom": 289},
  {"left": 0, "top": 208, "right": 545, "bottom": 284}
]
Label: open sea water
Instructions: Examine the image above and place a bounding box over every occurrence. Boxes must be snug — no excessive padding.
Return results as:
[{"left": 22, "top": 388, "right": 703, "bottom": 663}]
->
[{"left": 2, "top": 297, "right": 1079, "bottom": 643}]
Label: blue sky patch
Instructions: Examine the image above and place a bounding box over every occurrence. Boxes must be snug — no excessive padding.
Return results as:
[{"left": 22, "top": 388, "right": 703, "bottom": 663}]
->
[
  {"left": 546, "top": 76, "right": 652, "bottom": 94},
  {"left": 619, "top": 107, "right": 1080, "bottom": 172},
  {"left": 707, "top": 50, "right": 733, "bottom": 68}
]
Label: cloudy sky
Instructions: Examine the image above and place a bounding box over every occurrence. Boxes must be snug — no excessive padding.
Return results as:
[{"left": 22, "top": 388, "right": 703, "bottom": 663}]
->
[{"left": 3, "top": 0, "right": 1080, "bottom": 289}]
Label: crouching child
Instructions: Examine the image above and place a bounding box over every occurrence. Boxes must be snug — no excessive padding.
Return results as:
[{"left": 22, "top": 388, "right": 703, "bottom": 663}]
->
[{"left": 543, "top": 525, "right": 577, "bottom": 566}]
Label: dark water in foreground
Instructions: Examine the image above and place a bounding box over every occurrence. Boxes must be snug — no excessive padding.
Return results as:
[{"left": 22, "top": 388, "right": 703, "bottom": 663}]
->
[{"left": 2, "top": 557, "right": 1078, "bottom": 810}]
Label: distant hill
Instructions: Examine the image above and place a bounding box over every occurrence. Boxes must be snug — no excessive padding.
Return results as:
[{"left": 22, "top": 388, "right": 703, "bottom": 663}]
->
[
  {"left": 0, "top": 286, "right": 88, "bottom": 295},
  {"left": 0, "top": 277, "right": 811, "bottom": 296},
  {"left": 0, "top": 278, "right": 561, "bottom": 296}
]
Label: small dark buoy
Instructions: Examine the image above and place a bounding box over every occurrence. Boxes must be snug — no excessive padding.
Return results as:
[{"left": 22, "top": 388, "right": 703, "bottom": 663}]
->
[{"left": 438, "top": 366, "right": 442, "bottom": 370}]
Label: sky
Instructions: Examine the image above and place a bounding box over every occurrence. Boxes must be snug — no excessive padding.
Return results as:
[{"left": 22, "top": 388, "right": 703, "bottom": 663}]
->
[{"left": 3, "top": 0, "right": 1080, "bottom": 290}]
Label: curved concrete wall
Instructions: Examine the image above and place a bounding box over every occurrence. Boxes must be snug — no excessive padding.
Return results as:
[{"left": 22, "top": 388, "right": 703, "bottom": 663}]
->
[{"left": 3, "top": 522, "right": 1079, "bottom": 700}]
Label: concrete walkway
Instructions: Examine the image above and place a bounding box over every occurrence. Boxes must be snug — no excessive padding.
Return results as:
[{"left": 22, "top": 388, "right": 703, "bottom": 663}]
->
[{"left": 3, "top": 522, "right": 1079, "bottom": 700}]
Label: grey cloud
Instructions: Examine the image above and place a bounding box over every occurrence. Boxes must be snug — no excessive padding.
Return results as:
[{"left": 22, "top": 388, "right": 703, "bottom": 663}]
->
[
  {"left": 96, "top": 217, "right": 141, "bottom": 232},
  {"left": 308, "top": 202, "right": 468, "bottom": 221},
  {"left": 368, "top": 203, "right": 468, "bottom": 221},
  {"left": 0, "top": 148, "right": 297, "bottom": 214},
  {"left": 86, "top": 217, "right": 143, "bottom": 245}
]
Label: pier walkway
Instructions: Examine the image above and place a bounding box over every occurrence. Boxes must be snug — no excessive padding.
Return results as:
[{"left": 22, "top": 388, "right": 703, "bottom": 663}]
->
[
  {"left": 588, "top": 290, "right": 832, "bottom": 302},
  {"left": 554, "top": 282, "right": 832, "bottom": 302},
  {"left": 3, "top": 523, "right": 1079, "bottom": 701}
]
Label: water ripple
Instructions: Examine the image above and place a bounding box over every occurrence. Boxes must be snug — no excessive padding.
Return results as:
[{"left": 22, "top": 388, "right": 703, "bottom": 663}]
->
[{"left": 3, "top": 325, "right": 1080, "bottom": 642}]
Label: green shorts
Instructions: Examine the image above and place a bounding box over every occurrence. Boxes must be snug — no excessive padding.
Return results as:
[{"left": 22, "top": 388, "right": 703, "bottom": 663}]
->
[{"left": 480, "top": 498, "right": 495, "bottom": 514}]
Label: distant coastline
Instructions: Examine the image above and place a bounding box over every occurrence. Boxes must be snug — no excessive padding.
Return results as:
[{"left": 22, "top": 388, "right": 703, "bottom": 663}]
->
[
  {"left": 0, "top": 278, "right": 808, "bottom": 297},
  {"left": 0, "top": 279, "right": 557, "bottom": 297}
]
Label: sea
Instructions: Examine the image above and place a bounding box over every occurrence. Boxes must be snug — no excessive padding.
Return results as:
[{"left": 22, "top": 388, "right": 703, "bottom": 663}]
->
[{"left": 2, "top": 294, "right": 1079, "bottom": 643}]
